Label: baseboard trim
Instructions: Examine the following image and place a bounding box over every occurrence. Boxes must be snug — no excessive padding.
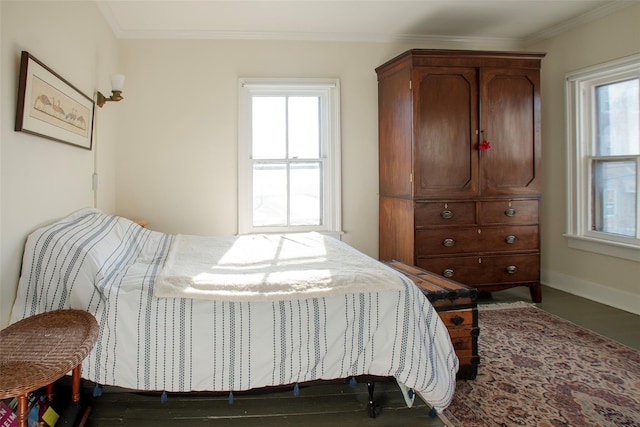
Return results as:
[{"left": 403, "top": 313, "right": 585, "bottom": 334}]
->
[{"left": 541, "top": 270, "right": 640, "bottom": 316}]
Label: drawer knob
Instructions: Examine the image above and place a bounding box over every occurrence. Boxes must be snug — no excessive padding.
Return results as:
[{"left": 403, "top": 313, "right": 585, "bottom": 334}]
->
[
  {"left": 440, "top": 210, "right": 454, "bottom": 219},
  {"left": 451, "top": 315, "right": 465, "bottom": 326},
  {"left": 504, "top": 208, "right": 517, "bottom": 217},
  {"left": 443, "top": 268, "right": 455, "bottom": 278},
  {"left": 506, "top": 265, "right": 518, "bottom": 274},
  {"left": 442, "top": 238, "right": 456, "bottom": 247},
  {"left": 505, "top": 235, "right": 518, "bottom": 244}
]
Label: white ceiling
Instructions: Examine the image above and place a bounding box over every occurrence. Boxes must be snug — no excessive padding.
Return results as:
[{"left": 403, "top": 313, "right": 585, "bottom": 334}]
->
[{"left": 96, "top": 0, "right": 635, "bottom": 46}]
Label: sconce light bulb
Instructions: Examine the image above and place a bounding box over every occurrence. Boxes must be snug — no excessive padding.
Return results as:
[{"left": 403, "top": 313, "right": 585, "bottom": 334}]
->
[{"left": 111, "top": 74, "right": 125, "bottom": 92}]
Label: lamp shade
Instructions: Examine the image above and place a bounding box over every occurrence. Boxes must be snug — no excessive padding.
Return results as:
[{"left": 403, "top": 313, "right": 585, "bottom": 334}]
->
[{"left": 111, "top": 74, "right": 125, "bottom": 92}]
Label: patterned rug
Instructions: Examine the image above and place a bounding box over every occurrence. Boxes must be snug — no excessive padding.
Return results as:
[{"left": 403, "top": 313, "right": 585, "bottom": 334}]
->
[{"left": 441, "top": 304, "right": 640, "bottom": 427}]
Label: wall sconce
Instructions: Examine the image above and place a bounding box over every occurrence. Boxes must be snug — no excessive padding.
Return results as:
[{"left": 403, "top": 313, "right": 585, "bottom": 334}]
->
[{"left": 96, "top": 74, "right": 125, "bottom": 108}]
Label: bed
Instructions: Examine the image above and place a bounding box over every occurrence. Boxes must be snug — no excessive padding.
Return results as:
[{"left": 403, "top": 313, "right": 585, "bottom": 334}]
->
[{"left": 9, "top": 208, "right": 458, "bottom": 414}]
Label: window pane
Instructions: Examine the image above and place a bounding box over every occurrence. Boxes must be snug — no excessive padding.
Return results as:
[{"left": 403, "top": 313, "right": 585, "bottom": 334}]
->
[
  {"left": 239, "top": 78, "right": 340, "bottom": 235},
  {"left": 288, "top": 97, "right": 320, "bottom": 159},
  {"left": 253, "top": 97, "right": 286, "bottom": 159},
  {"left": 253, "top": 163, "right": 287, "bottom": 226},
  {"left": 592, "top": 159, "right": 637, "bottom": 237},
  {"left": 595, "top": 79, "right": 639, "bottom": 156},
  {"left": 290, "top": 162, "right": 321, "bottom": 226}
]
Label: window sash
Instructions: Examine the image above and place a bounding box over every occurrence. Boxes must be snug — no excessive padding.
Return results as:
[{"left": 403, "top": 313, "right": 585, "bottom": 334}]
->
[
  {"left": 565, "top": 53, "right": 640, "bottom": 259},
  {"left": 252, "top": 160, "right": 323, "bottom": 227},
  {"left": 238, "top": 78, "right": 341, "bottom": 235},
  {"left": 587, "top": 155, "right": 639, "bottom": 242}
]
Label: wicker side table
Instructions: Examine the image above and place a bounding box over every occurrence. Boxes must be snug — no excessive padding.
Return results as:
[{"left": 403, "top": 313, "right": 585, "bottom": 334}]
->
[{"left": 0, "top": 309, "right": 99, "bottom": 427}]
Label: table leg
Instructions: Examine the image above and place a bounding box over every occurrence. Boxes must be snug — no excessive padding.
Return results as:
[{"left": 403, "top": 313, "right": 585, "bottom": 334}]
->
[
  {"left": 71, "top": 365, "right": 81, "bottom": 404},
  {"left": 16, "top": 394, "right": 28, "bottom": 427},
  {"left": 46, "top": 383, "right": 55, "bottom": 403}
]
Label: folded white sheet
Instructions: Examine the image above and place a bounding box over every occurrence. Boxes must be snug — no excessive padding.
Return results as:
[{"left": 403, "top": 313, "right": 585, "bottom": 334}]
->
[{"left": 154, "top": 232, "right": 405, "bottom": 301}]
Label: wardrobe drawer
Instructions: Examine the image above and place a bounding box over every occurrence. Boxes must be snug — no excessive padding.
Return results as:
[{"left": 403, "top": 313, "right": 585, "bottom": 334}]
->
[
  {"left": 416, "top": 225, "right": 539, "bottom": 256},
  {"left": 415, "top": 201, "right": 476, "bottom": 227},
  {"left": 417, "top": 254, "right": 539, "bottom": 285},
  {"left": 479, "top": 199, "right": 539, "bottom": 225}
]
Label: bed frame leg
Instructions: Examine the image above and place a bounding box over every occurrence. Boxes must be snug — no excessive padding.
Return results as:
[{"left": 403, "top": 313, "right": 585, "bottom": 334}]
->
[{"left": 366, "top": 382, "right": 381, "bottom": 418}]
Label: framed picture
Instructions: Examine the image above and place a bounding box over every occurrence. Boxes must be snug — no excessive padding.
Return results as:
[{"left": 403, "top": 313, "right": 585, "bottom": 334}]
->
[{"left": 15, "top": 51, "right": 94, "bottom": 150}]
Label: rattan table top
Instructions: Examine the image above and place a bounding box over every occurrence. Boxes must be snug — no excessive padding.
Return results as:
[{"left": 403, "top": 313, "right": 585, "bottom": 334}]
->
[{"left": 0, "top": 309, "right": 99, "bottom": 399}]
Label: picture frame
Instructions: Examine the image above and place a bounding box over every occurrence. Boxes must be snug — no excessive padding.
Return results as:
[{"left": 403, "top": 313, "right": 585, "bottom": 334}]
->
[{"left": 15, "top": 51, "right": 94, "bottom": 150}]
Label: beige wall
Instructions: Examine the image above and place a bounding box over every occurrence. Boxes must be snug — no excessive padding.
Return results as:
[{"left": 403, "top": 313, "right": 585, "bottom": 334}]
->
[
  {"left": 114, "top": 38, "right": 520, "bottom": 250},
  {"left": 116, "top": 8, "right": 640, "bottom": 315},
  {"left": 2, "top": 1, "right": 638, "bottom": 330},
  {"left": 530, "top": 4, "right": 640, "bottom": 314},
  {"left": 0, "top": 1, "right": 120, "bottom": 327}
]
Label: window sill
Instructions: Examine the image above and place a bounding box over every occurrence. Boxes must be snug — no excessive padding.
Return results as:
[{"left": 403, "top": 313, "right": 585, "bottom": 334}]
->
[
  {"left": 239, "top": 230, "right": 344, "bottom": 240},
  {"left": 564, "top": 234, "right": 640, "bottom": 262}
]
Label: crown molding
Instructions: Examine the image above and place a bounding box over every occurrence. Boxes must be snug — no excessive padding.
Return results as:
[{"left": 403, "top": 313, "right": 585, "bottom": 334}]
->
[
  {"left": 98, "top": 0, "right": 634, "bottom": 48},
  {"left": 115, "top": 29, "right": 522, "bottom": 49},
  {"left": 96, "top": 1, "right": 121, "bottom": 36},
  {"left": 525, "top": 0, "right": 638, "bottom": 46},
  {"left": 95, "top": 0, "right": 523, "bottom": 49}
]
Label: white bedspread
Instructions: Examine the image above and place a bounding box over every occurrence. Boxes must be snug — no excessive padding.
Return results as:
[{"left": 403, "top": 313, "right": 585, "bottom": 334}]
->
[
  {"left": 10, "top": 209, "right": 458, "bottom": 413},
  {"left": 155, "top": 232, "right": 405, "bottom": 301}
]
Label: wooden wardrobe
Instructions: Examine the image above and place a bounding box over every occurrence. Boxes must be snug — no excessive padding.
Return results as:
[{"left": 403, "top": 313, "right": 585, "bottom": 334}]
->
[{"left": 377, "top": 49, "right": 545, "bottom": 302}]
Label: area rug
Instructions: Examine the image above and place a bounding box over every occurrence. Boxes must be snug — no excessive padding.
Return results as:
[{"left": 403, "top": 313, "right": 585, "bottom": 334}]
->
[{"left": 440, "top": 304, "right": 640, "bottom": 427}]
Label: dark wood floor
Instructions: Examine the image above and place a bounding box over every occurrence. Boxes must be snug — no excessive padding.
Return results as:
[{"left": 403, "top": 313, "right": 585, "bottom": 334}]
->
[
  {"left": 81, "top": 380, "right": 440, "bottom": 427},
  {"left": 69, "top": 285, "right": 640, "bottom": 426}
]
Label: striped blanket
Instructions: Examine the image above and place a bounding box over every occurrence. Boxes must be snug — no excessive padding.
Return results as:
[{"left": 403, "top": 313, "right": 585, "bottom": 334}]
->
[{"left": 10, "top": 208, "right": 458, "bottom": 412}]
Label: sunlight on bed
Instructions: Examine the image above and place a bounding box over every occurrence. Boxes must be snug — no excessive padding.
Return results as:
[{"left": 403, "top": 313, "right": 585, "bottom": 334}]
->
[{"left": 155, "top": 232, "right": 404, "bottom": 302}]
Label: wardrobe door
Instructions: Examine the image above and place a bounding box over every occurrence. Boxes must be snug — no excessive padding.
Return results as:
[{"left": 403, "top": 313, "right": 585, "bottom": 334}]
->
[
  {"left": 413, "top": 67, "right": 479, "bottom": 198},
  {"left": 479, "top": 68, "right": 541, "bottom": 196}
]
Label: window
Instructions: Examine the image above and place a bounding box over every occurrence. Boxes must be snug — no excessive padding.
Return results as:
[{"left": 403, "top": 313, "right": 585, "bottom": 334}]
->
[
  {"left": 238, "top": 78, "right": 341, "bottom": 236},
  {"left": 565, "top": 54, "right": 640, "bottom": 261}
]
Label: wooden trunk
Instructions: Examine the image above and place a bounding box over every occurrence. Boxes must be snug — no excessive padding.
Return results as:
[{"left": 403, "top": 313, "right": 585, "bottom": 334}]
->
[{"left": 385, "top": 260, "right": 480, "bottom": 380}]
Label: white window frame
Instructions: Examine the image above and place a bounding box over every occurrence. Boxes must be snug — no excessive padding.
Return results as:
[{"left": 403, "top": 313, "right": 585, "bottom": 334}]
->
[
  {"left": 238, "top": 78, "right": 342, "bottom": 236},
  {"left": 565, "top": 53, "right": 640, "bottom": 262}
]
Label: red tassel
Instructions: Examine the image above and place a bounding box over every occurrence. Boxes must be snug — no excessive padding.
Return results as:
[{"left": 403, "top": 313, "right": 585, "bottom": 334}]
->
[{"left": 479, "top": 140, "right": 491, "bottom": 150}]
